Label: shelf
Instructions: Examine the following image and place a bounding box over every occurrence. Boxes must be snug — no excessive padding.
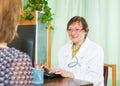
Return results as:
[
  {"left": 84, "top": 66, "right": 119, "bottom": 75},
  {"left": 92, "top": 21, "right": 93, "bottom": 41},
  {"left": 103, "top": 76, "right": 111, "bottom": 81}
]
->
[{"left": 18, "top": 12, "right": 36, "bottom": 25}]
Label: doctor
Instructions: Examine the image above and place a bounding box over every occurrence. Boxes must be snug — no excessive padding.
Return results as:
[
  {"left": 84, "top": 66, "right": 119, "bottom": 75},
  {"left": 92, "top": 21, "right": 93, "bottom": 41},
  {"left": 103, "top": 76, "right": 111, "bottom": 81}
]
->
[{"left": 49, "top": 16, "right": 104, "bottom": 86}]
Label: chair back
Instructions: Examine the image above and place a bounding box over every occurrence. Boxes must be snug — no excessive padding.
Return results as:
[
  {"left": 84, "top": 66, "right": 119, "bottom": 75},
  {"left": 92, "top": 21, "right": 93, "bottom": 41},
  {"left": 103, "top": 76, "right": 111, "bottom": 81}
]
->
[
  {"left": 104, "top": 64, "right": 116, "bottom": 86},
  {"left": 104, "top": 66, "right": 108, "bottom": 86}
]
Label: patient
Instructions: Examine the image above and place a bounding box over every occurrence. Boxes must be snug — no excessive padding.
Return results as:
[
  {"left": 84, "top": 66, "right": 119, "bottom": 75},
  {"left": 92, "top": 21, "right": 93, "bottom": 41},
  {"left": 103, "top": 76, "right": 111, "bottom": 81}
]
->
[{"left": 0, "top": 0, "right": 33, "bottom": 85}]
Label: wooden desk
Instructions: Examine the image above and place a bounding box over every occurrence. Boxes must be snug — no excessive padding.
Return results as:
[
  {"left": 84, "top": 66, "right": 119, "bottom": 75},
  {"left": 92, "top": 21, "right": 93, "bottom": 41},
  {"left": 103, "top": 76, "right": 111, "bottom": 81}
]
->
[{"left": 34, "top": 78, "right": 93, "bottom": 86}]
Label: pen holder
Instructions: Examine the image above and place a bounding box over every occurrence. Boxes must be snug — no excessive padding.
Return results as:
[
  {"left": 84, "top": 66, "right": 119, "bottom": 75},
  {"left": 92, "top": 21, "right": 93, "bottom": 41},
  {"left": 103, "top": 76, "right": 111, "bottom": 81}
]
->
[{"left": 32, "top": 68, "right": 44, "bottom": 84}]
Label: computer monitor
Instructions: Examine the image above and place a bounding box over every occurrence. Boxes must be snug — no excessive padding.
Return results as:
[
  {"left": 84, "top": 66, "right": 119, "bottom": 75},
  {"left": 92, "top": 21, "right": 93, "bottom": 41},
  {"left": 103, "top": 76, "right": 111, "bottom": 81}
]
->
[{"left": 8, "top": 25, "right": 36, "bottom": 66}]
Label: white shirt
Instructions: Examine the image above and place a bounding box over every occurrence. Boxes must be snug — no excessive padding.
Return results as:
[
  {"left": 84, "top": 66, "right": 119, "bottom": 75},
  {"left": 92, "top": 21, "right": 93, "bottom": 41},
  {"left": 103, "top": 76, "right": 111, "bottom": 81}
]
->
[{"left": 58, "top": 38, "right": 104, "bottom": 86}]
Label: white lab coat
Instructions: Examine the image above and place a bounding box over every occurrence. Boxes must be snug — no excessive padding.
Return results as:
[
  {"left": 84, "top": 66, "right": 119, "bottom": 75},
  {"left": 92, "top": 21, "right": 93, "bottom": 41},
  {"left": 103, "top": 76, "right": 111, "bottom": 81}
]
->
[{"left": 58, "top": 38, "right": 104, "bottom": 86}]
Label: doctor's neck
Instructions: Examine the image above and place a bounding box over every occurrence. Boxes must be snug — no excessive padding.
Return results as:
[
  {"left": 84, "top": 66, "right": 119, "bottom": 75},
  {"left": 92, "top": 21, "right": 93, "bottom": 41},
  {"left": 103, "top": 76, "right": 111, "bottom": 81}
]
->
[{"left": 73, "top": 39, "right": 85, "bottom": 46}]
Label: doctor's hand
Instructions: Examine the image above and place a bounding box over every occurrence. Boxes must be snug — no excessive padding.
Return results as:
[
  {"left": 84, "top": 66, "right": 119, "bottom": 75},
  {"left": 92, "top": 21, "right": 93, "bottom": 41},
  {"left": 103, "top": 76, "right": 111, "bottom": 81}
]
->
[
  {"left": 49, "top": 68, "right": 74, "bottom": 78},
  {"left": 42, "top": 65, "right": 51, "bottom": 72}
]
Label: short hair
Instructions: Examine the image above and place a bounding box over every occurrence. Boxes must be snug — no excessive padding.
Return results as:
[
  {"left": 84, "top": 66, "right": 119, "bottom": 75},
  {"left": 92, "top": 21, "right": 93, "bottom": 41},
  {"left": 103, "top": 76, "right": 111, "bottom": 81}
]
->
[
  {"left": 67, "top": 16, "right": 89, "bottom": 33},
  {"left": 0, "top": 0, "right": 21, "bottom": 43}
]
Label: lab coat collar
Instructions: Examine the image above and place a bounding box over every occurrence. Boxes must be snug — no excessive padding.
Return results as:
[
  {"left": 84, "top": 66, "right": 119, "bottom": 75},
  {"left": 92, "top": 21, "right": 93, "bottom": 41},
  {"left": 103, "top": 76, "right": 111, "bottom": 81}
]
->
[
  {"left": 67, "top": 38, "right": 90, "bottom": 59},
  {"left": 75, "top": 37, "right": 90, "bottom": 58}
]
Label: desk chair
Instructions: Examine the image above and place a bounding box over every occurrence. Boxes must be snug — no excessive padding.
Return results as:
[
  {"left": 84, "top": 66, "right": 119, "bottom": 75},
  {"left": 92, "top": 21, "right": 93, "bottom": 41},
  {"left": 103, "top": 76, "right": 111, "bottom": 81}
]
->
[{"left": 104, "top": 64, "right": 116, "bottom": 86}]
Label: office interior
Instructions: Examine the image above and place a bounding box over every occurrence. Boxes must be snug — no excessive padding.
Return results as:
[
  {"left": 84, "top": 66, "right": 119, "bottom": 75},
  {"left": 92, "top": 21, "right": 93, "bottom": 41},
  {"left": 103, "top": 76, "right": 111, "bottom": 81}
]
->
[{"left": 20, "top": 0, "right": 120, "bottom": 86}]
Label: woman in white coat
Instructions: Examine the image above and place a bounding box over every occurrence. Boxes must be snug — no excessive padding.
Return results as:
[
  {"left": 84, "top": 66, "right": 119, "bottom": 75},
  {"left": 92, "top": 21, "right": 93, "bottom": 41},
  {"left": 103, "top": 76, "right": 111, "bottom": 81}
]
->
[{"left": 49, "top": 16, "right": 104, "bottom": 86}]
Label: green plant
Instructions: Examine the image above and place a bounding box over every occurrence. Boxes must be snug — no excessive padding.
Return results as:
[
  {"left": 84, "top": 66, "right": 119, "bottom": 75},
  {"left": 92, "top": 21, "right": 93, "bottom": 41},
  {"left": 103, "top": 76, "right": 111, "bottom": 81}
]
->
[{"left": 20, "top": 0, "right": 54, "bottom": 30}]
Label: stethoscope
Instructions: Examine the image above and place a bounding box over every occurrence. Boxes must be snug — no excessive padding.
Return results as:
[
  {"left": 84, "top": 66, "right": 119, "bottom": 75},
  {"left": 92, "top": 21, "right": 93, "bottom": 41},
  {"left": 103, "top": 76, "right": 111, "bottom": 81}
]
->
[{"left": 67, "top": 56, "right": 81, "bottom": 68}]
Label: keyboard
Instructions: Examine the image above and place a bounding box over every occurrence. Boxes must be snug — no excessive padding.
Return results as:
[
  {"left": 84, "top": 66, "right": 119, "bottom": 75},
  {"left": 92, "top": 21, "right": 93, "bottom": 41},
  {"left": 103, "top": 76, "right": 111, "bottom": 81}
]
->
[{"left": 44, "top": 72, "right": 62, "bottom": 79}]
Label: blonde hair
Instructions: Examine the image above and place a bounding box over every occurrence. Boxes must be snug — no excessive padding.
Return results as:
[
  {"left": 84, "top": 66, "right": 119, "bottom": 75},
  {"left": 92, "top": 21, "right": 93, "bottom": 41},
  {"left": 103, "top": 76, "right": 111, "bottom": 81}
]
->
[{"left": 0, "top": 0, "right": 21, "bottom": 43}]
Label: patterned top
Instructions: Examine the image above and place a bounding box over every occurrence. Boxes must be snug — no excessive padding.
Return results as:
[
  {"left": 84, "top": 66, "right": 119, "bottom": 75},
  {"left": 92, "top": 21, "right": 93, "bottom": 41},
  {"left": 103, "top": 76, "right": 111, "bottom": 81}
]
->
[{"left": 0, "top": 48, "right": 33, "bottom": 86}]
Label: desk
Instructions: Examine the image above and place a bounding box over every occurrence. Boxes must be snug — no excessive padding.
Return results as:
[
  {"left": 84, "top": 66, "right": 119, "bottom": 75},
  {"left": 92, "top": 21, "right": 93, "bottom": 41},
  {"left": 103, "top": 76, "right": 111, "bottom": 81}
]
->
[{"left": 34, "top": 78, "right": 93, "bottom": 86}]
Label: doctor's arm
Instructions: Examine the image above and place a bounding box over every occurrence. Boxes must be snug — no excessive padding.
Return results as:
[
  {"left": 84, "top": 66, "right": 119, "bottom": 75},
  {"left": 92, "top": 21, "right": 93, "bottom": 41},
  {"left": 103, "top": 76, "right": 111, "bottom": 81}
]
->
[
  {"left": 49, "top": 68, "right": 74, "bottom": 78},
  {"left": 42, "top": 64, "right": 74, "bottom": 78}
]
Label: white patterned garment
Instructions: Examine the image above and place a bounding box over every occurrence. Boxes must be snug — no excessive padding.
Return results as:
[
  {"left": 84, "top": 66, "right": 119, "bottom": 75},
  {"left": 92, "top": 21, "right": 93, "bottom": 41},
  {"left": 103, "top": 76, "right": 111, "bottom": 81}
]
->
[{"left": 0, "top": 48, "right": 33, "bottom": 86}]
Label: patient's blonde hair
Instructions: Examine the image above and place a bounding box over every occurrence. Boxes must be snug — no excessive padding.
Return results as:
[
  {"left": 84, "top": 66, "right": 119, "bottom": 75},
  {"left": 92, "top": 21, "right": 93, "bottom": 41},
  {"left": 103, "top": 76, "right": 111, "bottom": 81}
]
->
[{"left": 0, "top": 0, "right": 21, "bottom": 43}]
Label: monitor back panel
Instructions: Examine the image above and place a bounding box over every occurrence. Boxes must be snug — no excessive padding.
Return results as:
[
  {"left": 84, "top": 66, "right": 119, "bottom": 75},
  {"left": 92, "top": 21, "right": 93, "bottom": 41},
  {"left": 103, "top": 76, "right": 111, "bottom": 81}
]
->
[{"left": 8, "top": 25, "right": 36, "bottom": 66}]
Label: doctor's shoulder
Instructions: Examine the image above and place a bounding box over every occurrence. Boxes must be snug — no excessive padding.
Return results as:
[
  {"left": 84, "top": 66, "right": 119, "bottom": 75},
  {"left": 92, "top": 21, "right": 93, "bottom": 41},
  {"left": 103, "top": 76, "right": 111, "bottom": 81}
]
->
[
  {"left": 88, "top": 39, "right": 104, "bottom": 54},
  {"left": 58, "top": 42, "right": 72, "bottom": 55}
]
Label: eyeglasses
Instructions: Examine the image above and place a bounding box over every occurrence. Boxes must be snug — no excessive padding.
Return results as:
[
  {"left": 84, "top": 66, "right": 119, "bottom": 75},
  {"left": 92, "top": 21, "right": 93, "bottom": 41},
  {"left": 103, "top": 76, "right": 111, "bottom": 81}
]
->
[{"left": 67, "top": 28, "right": 83, "bottom": 33}]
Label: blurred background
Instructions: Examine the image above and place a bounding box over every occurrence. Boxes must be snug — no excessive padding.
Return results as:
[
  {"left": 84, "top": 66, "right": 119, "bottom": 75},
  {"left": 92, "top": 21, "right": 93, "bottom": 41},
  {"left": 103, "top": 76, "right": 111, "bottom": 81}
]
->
[{"left": 22, "top": 0, "right": 120, "bottom": 85}]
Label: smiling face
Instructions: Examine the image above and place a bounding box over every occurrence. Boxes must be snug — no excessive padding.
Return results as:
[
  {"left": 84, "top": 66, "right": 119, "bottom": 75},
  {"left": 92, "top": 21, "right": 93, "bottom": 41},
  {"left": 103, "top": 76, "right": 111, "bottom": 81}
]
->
[
  {"left": 67, "top": 16, "right": 89, "bottom": 45},
  {"left": 67, "top": 21, "right": 87, "bottom": 45}
]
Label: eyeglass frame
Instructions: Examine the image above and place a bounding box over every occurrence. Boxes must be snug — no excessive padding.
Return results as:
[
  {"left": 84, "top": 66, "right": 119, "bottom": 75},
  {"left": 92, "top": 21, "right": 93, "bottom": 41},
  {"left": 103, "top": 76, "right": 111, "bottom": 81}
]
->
[{"left": 67, "top": 28, "right": 83, "bottom": 33}]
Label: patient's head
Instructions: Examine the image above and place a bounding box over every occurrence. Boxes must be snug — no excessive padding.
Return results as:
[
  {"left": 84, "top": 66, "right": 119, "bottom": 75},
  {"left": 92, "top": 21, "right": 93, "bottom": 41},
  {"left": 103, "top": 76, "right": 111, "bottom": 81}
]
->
[{"left": 0, "top": 0, "right": 21, "bottom": 43}]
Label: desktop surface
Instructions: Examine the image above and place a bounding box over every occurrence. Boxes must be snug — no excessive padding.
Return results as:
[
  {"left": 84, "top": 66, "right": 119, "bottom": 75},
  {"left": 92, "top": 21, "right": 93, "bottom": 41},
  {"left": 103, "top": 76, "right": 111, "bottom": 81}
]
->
[{"left": 34, "top": 78, "right": 93, "bottom": 86}]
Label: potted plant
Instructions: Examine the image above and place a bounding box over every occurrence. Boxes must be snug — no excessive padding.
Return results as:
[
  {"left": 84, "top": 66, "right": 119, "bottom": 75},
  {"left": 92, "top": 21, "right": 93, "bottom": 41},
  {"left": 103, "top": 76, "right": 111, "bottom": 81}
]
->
[{"left": 20, "top": 0, "right": 54, "bottom": 30}]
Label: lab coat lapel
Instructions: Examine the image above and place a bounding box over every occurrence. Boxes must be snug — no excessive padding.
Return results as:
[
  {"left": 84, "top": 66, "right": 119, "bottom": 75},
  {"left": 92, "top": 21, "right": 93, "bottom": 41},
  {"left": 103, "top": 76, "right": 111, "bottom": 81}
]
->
[{"left": 76, "top": 38, "right": 89, "bottom": 59}]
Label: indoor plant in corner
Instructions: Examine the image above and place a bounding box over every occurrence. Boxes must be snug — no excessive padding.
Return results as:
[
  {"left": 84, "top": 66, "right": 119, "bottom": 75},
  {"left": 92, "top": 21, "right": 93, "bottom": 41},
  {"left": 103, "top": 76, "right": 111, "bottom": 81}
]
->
[{"left": 20, "top": 0, "right": 54, "bottom": 30}]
